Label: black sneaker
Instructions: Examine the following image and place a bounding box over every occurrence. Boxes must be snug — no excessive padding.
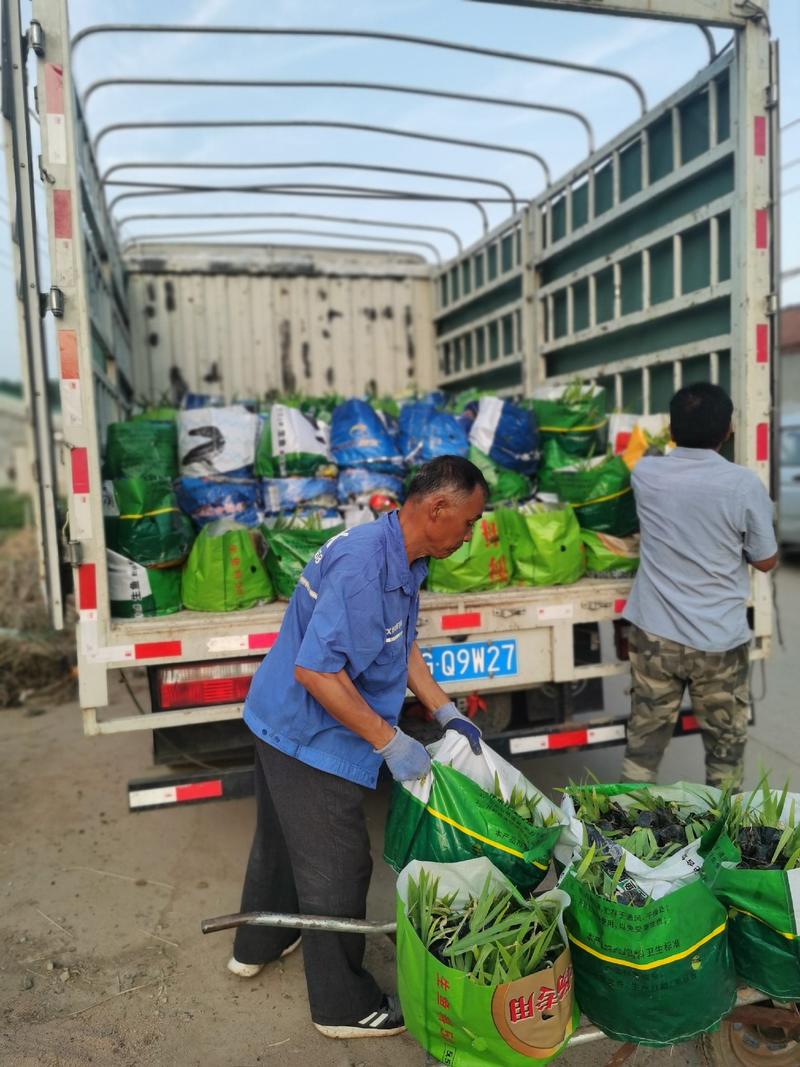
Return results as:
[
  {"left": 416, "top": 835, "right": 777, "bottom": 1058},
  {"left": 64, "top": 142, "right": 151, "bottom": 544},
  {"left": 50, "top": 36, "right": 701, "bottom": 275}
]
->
[{"left": 314, "top": 994, "right": 406, "bottom": 1039}]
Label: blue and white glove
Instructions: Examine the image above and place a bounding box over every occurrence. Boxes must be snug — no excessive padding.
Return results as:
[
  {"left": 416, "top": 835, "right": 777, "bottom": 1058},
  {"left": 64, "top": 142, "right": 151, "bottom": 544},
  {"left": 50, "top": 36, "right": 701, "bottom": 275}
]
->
[
  {"left": 433, "top": 701, "right": 482, "bottom": 755},
  {"left": 376, "top": 728, "right": 431, "bottom": 782}
]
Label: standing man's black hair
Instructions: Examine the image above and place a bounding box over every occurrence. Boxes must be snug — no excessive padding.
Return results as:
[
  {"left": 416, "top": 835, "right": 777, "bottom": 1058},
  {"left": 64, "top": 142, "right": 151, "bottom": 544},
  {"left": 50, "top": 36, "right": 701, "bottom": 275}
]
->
[
  {"left": 405, "top": 454, "right": 489, "bottom": 501},
  {"left": 670, "top": 382, "right": 734, "bottom": 450}
]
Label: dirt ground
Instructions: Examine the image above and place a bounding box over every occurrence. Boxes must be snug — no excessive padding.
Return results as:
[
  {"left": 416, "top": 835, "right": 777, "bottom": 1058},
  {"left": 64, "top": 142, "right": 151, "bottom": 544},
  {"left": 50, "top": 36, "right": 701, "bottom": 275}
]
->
[{"left": 1, "top": 561, "right": 798, "bottom": 1067}]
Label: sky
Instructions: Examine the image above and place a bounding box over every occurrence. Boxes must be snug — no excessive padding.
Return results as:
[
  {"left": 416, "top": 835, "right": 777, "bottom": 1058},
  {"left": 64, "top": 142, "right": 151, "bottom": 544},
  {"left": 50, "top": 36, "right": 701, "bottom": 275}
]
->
[{"left": 1, "top": 0, "right": 798, "bottom": 382}]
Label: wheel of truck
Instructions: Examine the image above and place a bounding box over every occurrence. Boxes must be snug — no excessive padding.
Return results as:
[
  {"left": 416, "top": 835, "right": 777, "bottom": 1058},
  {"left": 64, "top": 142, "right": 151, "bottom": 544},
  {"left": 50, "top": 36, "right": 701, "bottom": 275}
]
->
[
  {"left": 700, "top": 1015, "right": 799, "bottom": 1066},
  {"left": 475, "top": 692, "right": 512, "bottom": 737}
]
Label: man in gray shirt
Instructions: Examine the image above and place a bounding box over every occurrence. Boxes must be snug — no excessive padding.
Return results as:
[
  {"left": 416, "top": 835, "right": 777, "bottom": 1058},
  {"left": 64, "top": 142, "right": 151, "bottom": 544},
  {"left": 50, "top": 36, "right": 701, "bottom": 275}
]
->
[{"left": 621, "top": 383, "right": 778, "bottom": 789}]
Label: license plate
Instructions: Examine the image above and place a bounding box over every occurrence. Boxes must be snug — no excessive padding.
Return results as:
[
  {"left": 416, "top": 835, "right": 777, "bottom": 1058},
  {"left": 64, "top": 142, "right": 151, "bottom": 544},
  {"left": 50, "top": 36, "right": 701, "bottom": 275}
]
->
[{"left": 420, "top": 639, "right": 518, "bottom": 683}]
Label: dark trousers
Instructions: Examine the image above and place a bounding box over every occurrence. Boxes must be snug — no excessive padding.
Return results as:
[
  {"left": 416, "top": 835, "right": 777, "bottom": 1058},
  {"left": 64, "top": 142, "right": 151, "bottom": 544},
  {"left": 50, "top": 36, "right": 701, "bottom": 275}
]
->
[{"left": 233, "top": 738, "right": 382, "bottom": 1025}]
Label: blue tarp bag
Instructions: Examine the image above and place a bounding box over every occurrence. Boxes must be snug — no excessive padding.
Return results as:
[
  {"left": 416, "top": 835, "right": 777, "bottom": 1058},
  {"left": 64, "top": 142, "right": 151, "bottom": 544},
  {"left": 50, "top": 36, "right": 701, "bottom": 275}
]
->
[
  {"left": 399, "top": 401, "right": 469, "bottom": 465},
  {"left": 261, "top": 477, "right": 338, "bottom": 516},
  {"left": 337, "top": 468, "right": 404, "bottom": 503},
  {"left": 468, "top": 396, "right": 539, "bottom": 475},
  {"left": 175, "top": 477, "right": 261, "bottom": 527},
  {"left": 330, "top": 399, "right": 404, "bottom": 475}
]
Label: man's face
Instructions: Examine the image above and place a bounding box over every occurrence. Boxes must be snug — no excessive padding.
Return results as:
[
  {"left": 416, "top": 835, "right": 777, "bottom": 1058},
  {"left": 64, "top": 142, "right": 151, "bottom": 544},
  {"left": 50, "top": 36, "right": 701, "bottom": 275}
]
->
[{"left": 425, "top": 486, "right": 487, "bottom": 559}]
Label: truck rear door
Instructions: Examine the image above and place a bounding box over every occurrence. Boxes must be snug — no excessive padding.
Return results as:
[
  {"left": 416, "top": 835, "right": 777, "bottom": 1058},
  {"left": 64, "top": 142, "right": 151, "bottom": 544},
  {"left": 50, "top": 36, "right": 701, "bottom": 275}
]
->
[{"left": 1, "top": 1, "right": 63, "bottom": 628}]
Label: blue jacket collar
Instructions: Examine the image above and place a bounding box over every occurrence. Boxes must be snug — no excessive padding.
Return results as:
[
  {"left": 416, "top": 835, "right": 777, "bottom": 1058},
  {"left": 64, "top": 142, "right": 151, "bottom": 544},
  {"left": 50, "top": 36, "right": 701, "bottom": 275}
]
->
[{"left": 383, "top": 510, "right": 427, "bottom": 594}]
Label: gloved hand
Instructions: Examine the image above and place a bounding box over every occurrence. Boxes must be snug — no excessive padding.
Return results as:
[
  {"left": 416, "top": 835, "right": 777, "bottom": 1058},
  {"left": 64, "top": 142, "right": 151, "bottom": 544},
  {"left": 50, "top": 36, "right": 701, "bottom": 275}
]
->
[
  {"left": 376, "top": 727, "right": 431, "bottom": 782},
  {"left": 433, "top": 701, "right": 482, "bottom": 755}
]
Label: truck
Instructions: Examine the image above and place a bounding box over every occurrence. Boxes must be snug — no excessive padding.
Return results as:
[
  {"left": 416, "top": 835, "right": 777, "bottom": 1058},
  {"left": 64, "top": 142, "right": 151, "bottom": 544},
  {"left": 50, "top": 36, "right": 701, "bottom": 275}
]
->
[{"left": 2, "top": 0, "right": 779, "bottom": 811}]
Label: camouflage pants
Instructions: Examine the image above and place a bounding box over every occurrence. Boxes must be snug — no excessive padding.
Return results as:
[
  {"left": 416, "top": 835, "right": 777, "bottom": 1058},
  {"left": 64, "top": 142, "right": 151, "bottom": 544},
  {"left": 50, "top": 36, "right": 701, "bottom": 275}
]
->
[{"left": 621, "top": 625, "right": 750, "bottom": 789}]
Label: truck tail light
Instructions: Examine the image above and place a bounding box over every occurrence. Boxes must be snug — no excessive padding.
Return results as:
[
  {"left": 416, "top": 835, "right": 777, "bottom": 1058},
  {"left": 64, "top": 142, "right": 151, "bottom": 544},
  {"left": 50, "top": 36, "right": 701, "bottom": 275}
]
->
[{"left": 151, "top": 658, "right": 259, "bottom": 711}]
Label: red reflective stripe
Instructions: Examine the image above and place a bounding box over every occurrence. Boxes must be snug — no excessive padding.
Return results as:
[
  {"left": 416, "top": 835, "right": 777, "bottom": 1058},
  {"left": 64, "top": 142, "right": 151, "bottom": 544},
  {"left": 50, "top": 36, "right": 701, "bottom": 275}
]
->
[
  {"left": 755, "top": 209, "right": 768, "bottom": 250},
  {"left": 682, "top": 714, "right": 700, "bottom": 732},
  {"left": 78, "top": 563, "right": 97, "bottom": 611},
  {"left": 44, "top": 63, "right": 64, "bottom": 113},
  {"left": 754, "top": 116, "right": 767, "bottom": 157},
  {"left": 134, "top": 640, "right": 183, "bottom": 660},
  {"left": 58, "top": 330, "right": 79, "bottom": 379},
  {"left": 440, "top": 612, "right": 482, "bottom": 631},
  {"left": 756, "top": 423, "right": 769, "bottom": 462},
  {"left": 175, "top": 780, "right": 223, "bottom": 802},
  {"left": 71, "top": 447, "right": 89, "bottom": 493},
  {"left": 248, "top": 632, "right": 279, "bottom": 650},
  {"left": 756, "top": 323, "right": 769, "bottom": 364},
  {"left": 548, "top": 729, "right": 588, "bottom": 750},
  {"left": 53, "top": 189, "right": 72, "bottom": 239},
  {"left": 614, "top": 599, "right": 627, "bottom": 614}
]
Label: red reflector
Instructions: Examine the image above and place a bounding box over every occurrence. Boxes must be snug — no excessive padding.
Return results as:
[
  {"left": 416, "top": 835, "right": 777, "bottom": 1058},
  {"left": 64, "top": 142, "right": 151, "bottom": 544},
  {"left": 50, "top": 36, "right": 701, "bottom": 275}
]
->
[
  {"left": 54, "top": 189, "right": 72, "bottom": 239},
  {"left": 71, "top": 447, "right": 89, "bottom": 494},
  {"left": 548, "top": 729, "right": 588, "bottom": 750},
  {"left": 756, "top": 323, "right": 769, "bottom": 364},
  {"left": 175, "top": 780, "right": 223, "bottom": 802},
  {"left": 614, "top": 599, "right": 627, "bottom": 614},
  {"left": 135, "top": 640, "right": 182, "bottom": 661},
  {"left": 159, "top": 675, "right": 252, "bottom": 710},
  {"left": 78, "top": 563, "right": 97, "bottom": 612},
  {"left": 58, "top": 330, "right": 79, "bottom": 380},
  {"left": 682, "top": 714, "right": 700, "bottom": 732},
  {"left": 756, "top": 423, "right": 769, "bottom": 462},
  {"left": 754, "top": 115, "right": 766, "bottom": 157},
  {"left": 248, "top": 632, "right": 279, "bottom": 650},
  {"left": 755, "top": 209, "right": 768, "bottom": 250},
  {"left": 441, "top": 612, "right": 482, "bottom": 631}
]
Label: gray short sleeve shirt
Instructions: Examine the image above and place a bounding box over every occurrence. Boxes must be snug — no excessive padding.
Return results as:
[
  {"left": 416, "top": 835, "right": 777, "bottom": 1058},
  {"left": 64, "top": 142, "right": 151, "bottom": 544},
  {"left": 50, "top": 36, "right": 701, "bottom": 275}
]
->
[{"left": 624, "top": 448, "right": 777, "bottom": 652}]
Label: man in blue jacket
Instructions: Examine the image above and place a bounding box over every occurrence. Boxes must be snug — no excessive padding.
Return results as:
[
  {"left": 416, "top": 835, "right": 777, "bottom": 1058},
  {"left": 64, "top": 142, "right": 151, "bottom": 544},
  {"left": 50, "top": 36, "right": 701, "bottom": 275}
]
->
[{"left": 229, "top": 455, "right": 488, "bottom": 1039}]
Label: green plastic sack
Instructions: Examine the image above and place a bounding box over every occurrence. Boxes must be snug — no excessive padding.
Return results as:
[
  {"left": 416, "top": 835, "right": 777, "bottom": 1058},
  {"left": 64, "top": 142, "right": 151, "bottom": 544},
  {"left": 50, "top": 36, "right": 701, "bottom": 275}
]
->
[
  {"left": 105, "top": 420, "right": 178, "bottom": 480},
  {"left": 426, "top": 512, "right": 511, "bottom": 593},
  {"left": 255, "top": 403, "right": 336, "bottom": 478},
  {"left": 104, "top": 477, "right": 194, "bottom": 567},
  {"left": 107, "top": 550, "right": 182, "bottom": 618},
  {"left": 558, "top": 867, "right": 735, "bottom": 1047},
  {"left": 397, "top": 858, "right": 580, "bottom": 1067},
  {"left": 553, "top": 455, "right": 638, "bottom": 536},
  {"left": 537, "top": 439, "right": 578, "bottom": 494},
  {"left": 263, "top": 524, "right": 345, "bottom": 600},
  {"left": 529, "top": 384, "right": 607, "bottom": 457},
  {"left": 130, "top": 406, "right": 177, "bottom": 423},
  {"left": 499, "top": 506, "right": 585, "bottom": 587},
  {"left": 468, "top": 447, "right": 532, "bottom": 505},
  {"left": 181, "top": 520, "right": 274, "bottom": 611},
  {"left": 384, "top": 732, "right": 566, "bottom": 893},
  {"left": 582, "top": 530, "right": 640, "bottom": 577},
  {"left": 703, "top": 790, "right": 800, "bottom": 999}
]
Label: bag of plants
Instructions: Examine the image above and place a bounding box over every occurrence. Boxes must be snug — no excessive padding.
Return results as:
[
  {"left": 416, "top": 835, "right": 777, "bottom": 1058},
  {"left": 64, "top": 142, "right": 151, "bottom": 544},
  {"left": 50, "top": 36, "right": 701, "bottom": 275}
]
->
[
  {"left": 261, "top": 477, "right": 338, "bottom": 517},
  {"left": 178, "top": 404, "right": 261, "bottom": 478},
  {"left": 581, "top": 530, "right": 640, "bottom": 578},
  {"left": 426, "top": 513, "right": 512, "bottom": 593},
  {"left": 399, "top": 400, "right": 469, "bottom": 465},
  {"left": 397, "top": 857, "right": 579, "bottom": 1067},
  {"left": 336, "top": 468, "right": 404, "bottom": 504},
  {"left": 262, "top": 523, "right": 346, "bottom": 600},
  {"left": 254, "top": 403, "right": 335, "bottom": 478},
  {"left": 181, "top": 519, "right": 274, "bottom": 611},
  {"left": 175, "top": 476, "right": 261, "bottom": 528},
  {"left": 105, "top": 420, "right": 178, "bottom": 480},
  {"left": 468, "top": 397, "right": 539, "bottom": 475},
  {"left": 537, "top": 439, "right": 578, "bottom": 495},
  {"left": 385, "top": 731, "right": 566, "bottom": 893},
  {"left": 553, "top": 455, "right": 638, "bottom": 536},
  {"left": 103, "top": 477, "right": 194, "bottom": 566},
  {"left": 499, "top": 505, "right": 585, "bottom": 587},
  {"left": 107, "top": 549, "right": 182, "bottom": 619},
  {"left": 703, "top": 777, "right": 800, "bottom": 999},
  {"left": 529, "top": 383, "right": 606, "bottom": 457},
  {"left": 468, "top": 447, "right": 532, "bottom": 505},
  {"left": 330, "top": 398, "right": 404, "bottom": 474}
]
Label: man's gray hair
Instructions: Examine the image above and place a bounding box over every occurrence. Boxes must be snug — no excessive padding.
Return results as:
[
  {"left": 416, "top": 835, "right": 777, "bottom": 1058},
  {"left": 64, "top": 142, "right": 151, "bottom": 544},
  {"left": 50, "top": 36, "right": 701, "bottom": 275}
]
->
[{"left": 405, "top": 455, "right": 489, "bottom": 501}]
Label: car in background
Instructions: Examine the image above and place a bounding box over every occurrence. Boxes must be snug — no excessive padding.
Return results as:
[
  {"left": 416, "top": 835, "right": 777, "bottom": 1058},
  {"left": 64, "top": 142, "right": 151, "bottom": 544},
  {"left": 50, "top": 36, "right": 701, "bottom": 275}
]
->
[{"left": 779, "top": 408, "right": 800, "bottom": 549}]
